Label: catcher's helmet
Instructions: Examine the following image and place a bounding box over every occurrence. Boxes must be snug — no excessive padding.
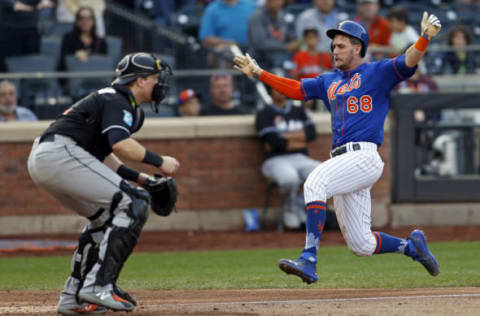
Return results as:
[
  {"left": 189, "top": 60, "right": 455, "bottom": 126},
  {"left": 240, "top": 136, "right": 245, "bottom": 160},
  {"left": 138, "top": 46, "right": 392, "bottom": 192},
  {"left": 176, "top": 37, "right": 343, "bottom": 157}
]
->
[
  {"left": 326, "top": 21, "right": 369, "bottom": 57},
  {"left": 111, "top": 52, "right": 172, "bottom": 109}
]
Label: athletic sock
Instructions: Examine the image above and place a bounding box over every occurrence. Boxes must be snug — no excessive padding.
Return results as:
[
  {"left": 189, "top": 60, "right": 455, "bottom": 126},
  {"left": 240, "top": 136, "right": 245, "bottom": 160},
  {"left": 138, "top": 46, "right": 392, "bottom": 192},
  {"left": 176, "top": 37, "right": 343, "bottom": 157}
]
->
[
  {"left": 372, "top": 232, "right": 415, "bottom": 257},
  {"left": 301, "top": 201, "right": 327, "bottom": 260}
]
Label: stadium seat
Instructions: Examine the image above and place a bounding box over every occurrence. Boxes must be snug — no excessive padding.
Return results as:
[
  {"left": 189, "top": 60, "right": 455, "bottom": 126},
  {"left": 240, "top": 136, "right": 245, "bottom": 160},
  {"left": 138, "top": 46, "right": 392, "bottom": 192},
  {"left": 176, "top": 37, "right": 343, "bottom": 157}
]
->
[
  {"left": 44, "top": 22, "right": 74, "bottom": 37},
  {"left": 5, "top": 54, "right": 60, "bottom": 105},
  {"left": 40, "top": 36, "right": 62, "bottom": 66},
  {"left": 105, "top": 36, "right": 123, "bottom": 63},
  {"left": 65, "top": 55, "right": 115, "bottom": 98}
]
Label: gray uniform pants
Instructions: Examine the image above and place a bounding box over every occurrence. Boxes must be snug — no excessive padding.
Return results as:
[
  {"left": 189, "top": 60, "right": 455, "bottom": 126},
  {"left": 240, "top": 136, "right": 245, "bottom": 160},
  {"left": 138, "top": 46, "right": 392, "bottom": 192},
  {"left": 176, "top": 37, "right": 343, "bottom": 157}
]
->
[
  {"left": 27, "top": 135, "right": 131, "bottom": 221},
  {"left": 262, "top": 153, "right": 320, "bottom": 228},
  {"left": 27, "top": 135, "right": 133, "bottom": 305}
]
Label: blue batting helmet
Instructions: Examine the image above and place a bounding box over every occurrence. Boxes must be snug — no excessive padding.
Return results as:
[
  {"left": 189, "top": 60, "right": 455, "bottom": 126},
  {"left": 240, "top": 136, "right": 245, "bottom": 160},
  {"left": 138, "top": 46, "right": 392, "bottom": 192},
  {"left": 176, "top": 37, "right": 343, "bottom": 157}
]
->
[{"left": 326, "top": 21, "right": 369, "bottom": 57}]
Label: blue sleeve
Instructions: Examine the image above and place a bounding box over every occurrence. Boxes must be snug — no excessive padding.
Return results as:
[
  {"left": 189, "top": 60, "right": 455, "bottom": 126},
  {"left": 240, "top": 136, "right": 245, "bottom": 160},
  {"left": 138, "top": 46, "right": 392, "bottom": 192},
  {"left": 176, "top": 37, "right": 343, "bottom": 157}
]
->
[
  {"left": 199, "top": 6, "right": 215, "bottom": 41},
  {"left": 378, "top": 54, "right": 417, "bottom": 87},
  {"left": 300, "top": 76, "right": 331, "bottom": 112}
]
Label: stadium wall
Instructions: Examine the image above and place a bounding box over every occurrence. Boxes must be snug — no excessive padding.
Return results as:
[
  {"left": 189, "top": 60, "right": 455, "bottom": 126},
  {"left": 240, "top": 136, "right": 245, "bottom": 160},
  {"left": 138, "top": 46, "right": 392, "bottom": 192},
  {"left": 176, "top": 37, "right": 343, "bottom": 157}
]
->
[{"left": 0, "top": 114, "right": 391, "bottom": 234}]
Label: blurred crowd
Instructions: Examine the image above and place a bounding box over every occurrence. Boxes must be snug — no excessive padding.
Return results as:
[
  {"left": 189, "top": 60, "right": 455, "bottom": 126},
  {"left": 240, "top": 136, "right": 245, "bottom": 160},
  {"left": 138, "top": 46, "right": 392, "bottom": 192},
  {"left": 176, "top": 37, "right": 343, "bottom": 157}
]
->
[{"left": 1, "top": 0, "right": 480, "bottom": 122}]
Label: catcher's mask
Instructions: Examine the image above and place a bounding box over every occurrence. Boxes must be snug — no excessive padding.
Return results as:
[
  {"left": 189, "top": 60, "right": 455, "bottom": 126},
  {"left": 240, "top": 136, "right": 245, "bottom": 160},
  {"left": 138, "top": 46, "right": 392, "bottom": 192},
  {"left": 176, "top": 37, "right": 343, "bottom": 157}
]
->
[{"left": 112, "top": 52, "right": 172, "bottom": 112}]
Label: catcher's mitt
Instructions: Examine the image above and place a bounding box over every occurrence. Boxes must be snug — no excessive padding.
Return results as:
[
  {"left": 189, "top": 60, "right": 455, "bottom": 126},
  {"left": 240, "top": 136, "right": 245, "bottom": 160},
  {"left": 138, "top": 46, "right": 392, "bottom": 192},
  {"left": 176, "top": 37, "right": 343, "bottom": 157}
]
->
[{"left": 143, "top": 175, "right": 178, "bottom": 216}]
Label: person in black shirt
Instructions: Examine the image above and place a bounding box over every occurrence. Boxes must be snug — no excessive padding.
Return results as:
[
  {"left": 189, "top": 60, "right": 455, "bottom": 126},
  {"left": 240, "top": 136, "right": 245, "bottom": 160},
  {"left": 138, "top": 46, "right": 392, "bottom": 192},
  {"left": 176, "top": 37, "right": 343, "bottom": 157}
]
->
[
  {"left": 27, "top": 53, "right": 179, "bottom": 315},
  {"left": 200, "top": 74, "right": 248, "bottom": 115},
  {"left": 256, "top": 88, "right": 320, "bottom": 229},
  {"left": 442, "top": 25, "right": 477, "bottom": 75},
  {"left": 0, "top": 0, "right": 54, "bottom": 71},
  {"left": 59, "top": 6, "right": 108, "bottom": 71}
]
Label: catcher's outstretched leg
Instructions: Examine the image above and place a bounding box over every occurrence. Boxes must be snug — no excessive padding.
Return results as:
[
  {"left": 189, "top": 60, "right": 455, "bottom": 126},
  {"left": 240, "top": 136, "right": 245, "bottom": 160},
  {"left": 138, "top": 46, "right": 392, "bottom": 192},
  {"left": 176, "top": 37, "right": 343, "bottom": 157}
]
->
[{"left": 79, "top": 181, "right": 150, "bottom": 312}]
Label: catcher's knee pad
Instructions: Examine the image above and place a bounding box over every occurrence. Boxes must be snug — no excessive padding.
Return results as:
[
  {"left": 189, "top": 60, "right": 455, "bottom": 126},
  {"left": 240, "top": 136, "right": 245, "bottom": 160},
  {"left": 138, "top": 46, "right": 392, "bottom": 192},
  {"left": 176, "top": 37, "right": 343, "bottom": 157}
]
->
[
  {"left": 346, "top": 233, "right": 377, "bottom": 257},
  {"left": 119, "top": 180, "right": 150, "bottom": 231}
]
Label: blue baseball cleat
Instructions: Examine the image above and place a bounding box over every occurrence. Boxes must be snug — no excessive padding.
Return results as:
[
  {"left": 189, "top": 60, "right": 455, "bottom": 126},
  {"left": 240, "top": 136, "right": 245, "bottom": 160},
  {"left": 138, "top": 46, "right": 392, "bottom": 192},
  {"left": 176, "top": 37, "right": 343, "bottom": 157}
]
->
[
  {"left": 408, "top": 229, "right": 440, "bottom": 276},
  {"left": 279, "top": 254, "right": 318, "bottom": 284}
]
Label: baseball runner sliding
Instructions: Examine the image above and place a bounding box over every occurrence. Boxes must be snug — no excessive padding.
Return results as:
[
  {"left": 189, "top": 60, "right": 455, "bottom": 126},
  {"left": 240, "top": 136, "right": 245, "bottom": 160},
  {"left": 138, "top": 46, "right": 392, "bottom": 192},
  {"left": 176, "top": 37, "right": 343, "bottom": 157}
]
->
[{"left": 234, "top": 13, "right": 441, "bottom": 284}]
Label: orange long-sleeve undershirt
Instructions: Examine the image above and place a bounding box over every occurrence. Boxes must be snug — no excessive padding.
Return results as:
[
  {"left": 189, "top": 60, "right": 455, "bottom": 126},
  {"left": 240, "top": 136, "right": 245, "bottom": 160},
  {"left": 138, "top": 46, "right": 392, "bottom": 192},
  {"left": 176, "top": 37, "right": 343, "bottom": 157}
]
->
[{"left": 258, "top": 71, "right": 305, "bottom": 101}]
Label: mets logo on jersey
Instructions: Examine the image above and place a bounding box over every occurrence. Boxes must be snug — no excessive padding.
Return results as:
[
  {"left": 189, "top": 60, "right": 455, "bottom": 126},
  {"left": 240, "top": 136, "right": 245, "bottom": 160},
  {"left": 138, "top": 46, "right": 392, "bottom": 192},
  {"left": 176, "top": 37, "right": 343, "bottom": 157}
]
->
[
  {"left": 327, "top": 73, "right": 373, "bottom": 114},
  {"left": 327, "top": 73, "right": 362, "bottom": 101}
]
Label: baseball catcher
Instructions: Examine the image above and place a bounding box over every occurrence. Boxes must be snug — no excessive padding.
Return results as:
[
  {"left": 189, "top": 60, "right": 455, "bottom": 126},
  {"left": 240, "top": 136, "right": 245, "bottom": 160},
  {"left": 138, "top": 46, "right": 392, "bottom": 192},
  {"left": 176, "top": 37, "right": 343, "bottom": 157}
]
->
[{"left": 27, "top": 52, "right": 180, "bottom": 315}]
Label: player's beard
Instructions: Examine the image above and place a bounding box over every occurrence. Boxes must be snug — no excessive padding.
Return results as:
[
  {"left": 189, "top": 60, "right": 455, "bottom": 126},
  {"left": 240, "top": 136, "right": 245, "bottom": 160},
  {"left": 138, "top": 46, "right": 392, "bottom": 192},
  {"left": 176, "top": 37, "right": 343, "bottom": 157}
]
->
[{"left": 335, "top": 49, "right": 355, "bottom": 71}]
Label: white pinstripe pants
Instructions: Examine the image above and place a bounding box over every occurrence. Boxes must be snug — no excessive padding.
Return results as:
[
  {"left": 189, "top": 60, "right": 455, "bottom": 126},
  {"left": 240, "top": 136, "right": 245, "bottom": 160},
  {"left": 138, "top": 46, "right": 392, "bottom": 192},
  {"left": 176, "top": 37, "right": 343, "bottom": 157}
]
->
[{"left": 304, "top": 142, "right": 384, "bottom": 256}]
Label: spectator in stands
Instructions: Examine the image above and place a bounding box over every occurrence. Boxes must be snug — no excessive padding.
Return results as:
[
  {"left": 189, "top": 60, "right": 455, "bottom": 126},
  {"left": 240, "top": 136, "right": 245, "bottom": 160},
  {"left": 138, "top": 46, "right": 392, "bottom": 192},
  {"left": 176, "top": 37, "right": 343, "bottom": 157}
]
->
[
  {"left": 199, "top": 0, "right": 257, "bottom": 59},
  {"left": 176, "top": 89, "right": 201, "bottom": 116},
  {"left": 296, "top": 0, "right": 339, "bottom": 53},
  {"left": 201, "top": 74, "right": 247, "bottom": 115},
  {"left": 292, "top": 28, "right": 333, "bottom": 79},
  {"left": 248, "top": 0, "right": 298, "bottom": 70},
  {"left": 443, "top": 25, "right": 477, "bottom": 75},
  {"left": 59, "top": 6, "right": 107, "bottom": 70},
  {"left": 0, "top": 80, "right": 37, "bottom": 122},
  {"left": 56, "top": 0, "right": 106, "bottom": 37},
  {"left": 355, "top": 0, "right": 391, "bottom": 57},
  {"left": 387, "top": 6, "right": 418, "bottom": 56},
  {"left": 256, "top": 86, "right": 320, "bottom": 229},
  {"left": 0, "top": 0, "right": 55, "bottom": 72}
]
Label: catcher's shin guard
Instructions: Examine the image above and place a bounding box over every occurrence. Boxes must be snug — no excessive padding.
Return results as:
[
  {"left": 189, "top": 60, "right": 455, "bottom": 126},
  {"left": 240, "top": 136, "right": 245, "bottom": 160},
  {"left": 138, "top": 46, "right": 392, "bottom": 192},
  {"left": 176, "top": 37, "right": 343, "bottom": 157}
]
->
[
  {"left": 59, "top": 226, "right": 104, "bottom": 304},
  {"left": 72, "top": 228, "right": 101, "bottom": 282},
  {"left": 95, "top": 181, "right": 150, "bottom": 287}
]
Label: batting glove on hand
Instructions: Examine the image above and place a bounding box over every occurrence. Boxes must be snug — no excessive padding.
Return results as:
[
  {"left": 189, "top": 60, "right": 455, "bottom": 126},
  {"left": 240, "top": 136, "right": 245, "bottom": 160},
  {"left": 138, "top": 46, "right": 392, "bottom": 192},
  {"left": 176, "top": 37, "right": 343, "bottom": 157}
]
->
[
  {"left": 421, "top": 11, "right": 441, "bottom": 39},
  {"left": 233, "top": 53, "right": 262, "bottom": 79}
]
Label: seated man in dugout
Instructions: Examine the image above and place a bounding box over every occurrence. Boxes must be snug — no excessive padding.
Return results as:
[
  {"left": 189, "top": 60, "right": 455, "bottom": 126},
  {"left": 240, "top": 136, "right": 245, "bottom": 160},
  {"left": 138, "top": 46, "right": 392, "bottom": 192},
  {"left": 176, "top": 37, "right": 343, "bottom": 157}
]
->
[{"left": 256, "top": 86, "right": 321, "bottom": 229}]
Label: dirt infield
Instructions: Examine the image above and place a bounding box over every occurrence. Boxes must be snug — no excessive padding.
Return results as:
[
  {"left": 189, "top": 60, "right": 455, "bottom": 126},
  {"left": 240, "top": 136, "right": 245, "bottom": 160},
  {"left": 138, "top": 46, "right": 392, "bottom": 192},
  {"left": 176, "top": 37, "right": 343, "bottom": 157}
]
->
[
  {"left": 1, "top": 288, "right": 480, "bottom": 316},
  {"left": 2, "top": 226, "right": 480, "bottom": 315}
]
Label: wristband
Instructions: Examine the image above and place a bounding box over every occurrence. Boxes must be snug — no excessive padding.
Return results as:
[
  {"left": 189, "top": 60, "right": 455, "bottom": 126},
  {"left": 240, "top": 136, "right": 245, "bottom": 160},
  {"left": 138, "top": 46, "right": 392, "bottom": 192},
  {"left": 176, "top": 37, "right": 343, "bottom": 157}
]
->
[
  {"left": 414, "top": 35, "right": 429, "bottom": 52},
  {"left": 117, "top": 165, "right": 140, "bottom": 182},
  {"left": 142, "top": 150, "right": 164, "bottom": 167}
]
